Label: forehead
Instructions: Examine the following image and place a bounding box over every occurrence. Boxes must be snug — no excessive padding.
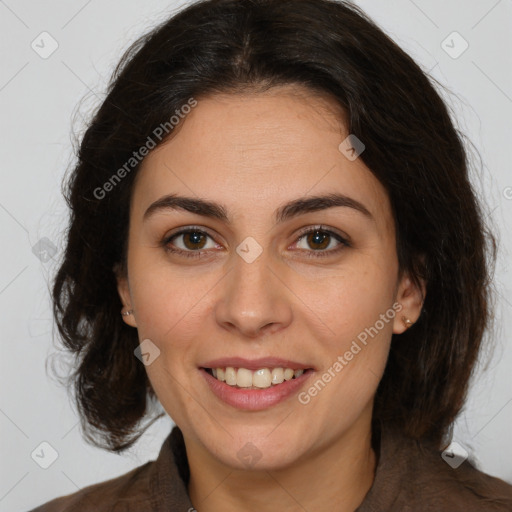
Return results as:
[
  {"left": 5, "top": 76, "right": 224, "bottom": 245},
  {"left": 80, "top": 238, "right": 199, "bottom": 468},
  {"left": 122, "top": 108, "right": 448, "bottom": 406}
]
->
[{"left": 132, "top": 88, "right": 393, "bottom": 234}]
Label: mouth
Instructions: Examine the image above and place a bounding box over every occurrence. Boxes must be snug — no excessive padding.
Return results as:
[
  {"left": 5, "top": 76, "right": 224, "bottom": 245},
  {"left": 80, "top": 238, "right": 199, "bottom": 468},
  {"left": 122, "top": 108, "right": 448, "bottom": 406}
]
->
[
  {"left": 199, "top": 358, "right": 315, "bottom": 410},
  {"left": 202, "top": 366, "right": 313, "bottom": 389}
]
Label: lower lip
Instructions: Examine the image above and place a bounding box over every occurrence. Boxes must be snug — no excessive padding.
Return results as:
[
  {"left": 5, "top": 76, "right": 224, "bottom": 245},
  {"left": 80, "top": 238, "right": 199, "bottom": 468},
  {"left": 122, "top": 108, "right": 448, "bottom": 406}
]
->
[{"left": 200, "top": 369, "right": 313, "bottom": 410}]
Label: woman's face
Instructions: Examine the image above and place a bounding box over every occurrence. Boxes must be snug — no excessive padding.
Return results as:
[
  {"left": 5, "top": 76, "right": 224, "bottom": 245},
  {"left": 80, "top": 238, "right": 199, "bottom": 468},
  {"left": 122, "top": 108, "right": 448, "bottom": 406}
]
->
[{"left": 117, "top": 86, "right": 423, "bottom": 470}]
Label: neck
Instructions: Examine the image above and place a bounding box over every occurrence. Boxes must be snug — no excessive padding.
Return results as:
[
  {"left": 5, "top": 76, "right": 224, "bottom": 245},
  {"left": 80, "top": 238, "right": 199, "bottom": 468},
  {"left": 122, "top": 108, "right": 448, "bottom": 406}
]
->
[{"left": 186, "top": 414, "right": 377, "bottom": 512}]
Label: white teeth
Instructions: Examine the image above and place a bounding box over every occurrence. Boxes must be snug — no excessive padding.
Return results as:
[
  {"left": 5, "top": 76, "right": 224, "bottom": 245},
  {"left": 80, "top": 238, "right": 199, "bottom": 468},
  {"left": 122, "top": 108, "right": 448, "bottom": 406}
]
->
[
  {"left": 225, "top": 367, "right": 237, "bottom": 386},
  {"left": 271, "top": 368, "right": 284, "bottom": 385},
  {"left": 210, "top": 366, "right": 307, "bottom": 389},
  {"left": 284, "top": 368, "right": 294, "bottom": 381},
  {"left": 237, "top": 368, "right": 253, "bottom": 388},
  {"left": 253, "top": 368, "right": 272, "bottom": 388}
]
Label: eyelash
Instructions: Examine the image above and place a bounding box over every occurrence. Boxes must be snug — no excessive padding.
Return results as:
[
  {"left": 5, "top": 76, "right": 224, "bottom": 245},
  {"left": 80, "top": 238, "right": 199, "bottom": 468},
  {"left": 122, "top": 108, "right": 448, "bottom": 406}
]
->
[{"left": 161, "top": 225, "right": 350, "bottom": 260}]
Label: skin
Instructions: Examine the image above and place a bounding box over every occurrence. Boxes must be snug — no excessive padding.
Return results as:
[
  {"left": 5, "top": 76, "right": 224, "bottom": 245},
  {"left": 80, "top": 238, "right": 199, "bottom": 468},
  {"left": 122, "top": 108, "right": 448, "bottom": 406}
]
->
[{"left": 117, "top": 85, "right": 425, "bottom": 512}]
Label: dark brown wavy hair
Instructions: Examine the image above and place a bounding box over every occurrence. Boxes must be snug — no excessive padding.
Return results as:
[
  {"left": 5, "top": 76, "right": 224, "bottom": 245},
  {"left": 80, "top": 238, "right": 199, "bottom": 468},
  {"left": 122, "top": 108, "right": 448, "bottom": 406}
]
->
[{"left": 52, "top": 0, "right": 496, "bottom": 452}]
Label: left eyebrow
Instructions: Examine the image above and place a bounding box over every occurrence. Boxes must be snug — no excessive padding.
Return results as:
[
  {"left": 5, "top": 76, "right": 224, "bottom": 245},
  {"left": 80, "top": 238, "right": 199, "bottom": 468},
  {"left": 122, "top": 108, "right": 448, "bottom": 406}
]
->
[{"left": 143, "top": 192, "right": 374, "bottom": 224}]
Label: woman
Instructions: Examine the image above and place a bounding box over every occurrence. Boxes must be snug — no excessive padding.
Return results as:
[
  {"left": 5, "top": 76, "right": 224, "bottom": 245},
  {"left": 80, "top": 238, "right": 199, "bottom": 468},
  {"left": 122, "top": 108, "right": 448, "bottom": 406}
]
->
[{"left": 32, "top": 0, "right": 512, "bottom": 510}]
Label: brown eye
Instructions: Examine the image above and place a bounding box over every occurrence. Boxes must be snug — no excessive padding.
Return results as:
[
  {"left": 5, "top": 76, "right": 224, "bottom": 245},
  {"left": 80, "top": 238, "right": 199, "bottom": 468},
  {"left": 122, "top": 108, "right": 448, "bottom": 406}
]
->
[
  {"left": 293, "top": 226, "right": 350, "bottom": 258},
  {"left": 180, "top": 231, "right": 208, "bottom": 250},
  {"left": 162, "top": 228, "right": 218, "bottom": 258},
  {"left": 305, "top": 231, "right": 331, "bottom": 250}
]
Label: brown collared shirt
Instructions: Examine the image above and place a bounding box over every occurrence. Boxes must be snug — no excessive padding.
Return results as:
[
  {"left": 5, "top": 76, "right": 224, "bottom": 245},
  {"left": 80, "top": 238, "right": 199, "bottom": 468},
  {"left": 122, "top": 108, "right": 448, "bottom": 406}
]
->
[{"left": 30, "top": 424, "right": 512, "bottom": 511}]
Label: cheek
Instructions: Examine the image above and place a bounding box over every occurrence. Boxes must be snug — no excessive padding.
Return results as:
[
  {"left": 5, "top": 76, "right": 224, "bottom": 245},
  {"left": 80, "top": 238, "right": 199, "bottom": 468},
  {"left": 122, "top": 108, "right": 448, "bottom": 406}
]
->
[
  {"left": 128, "top": 253, "right": 218, "bottom": 333},
  {"left": 299, "top": 284, "right": 395, "bottom": 426},
  {"left": 295, "top": 256, "right": 397, "bottom": 341},
  {"left": 128, "top": 265, "right": 207, "bottom": 423},
  {"left": 296, "top": 261, "right": 398, "bottom": 406}
]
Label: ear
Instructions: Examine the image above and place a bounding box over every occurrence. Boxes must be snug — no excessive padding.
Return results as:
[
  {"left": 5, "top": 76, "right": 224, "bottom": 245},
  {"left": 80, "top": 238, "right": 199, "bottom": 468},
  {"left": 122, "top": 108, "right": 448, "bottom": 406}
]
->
[
  {"left": 393, "top": 270, "right": 426, "bottom": 335},
  {"left": 114, "top": 263, "right": 138, "bottom": 328}
]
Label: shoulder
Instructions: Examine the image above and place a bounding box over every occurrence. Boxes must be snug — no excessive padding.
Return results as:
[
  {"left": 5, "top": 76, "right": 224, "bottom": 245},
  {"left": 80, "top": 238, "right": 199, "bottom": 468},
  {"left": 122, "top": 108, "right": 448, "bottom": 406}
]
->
[
  {"left": 402, "top": 435, "right": 512, "bottom": 511},
  {"left": 28, "top": 461, "right": 154, "bottom": 512},
  {"left": 366, "top": 424, "right": 512, "bottom": 512},
  {"left": 29, "top": 426, "right": 193, "bottom": 512}
]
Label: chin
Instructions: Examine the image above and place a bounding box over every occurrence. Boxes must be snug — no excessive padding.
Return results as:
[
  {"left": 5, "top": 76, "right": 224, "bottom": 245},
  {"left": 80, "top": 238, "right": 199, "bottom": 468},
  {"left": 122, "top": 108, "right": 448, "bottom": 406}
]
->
[
  {"left": 197, "top": 425, "right": 313, "bottom": 472},
  {"left": 219, "top": 442, "right": 304, "bottom": 472}
]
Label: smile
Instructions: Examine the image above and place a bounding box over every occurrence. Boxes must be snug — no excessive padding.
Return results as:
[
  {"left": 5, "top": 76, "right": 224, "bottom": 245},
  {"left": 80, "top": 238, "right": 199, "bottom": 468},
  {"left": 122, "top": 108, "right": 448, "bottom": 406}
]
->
[
  {"left": 199, "top": 358, "right": 315, "bottom": 410},
  {"left": 205, "top": 367, "right": 308, "bottom": 389}
]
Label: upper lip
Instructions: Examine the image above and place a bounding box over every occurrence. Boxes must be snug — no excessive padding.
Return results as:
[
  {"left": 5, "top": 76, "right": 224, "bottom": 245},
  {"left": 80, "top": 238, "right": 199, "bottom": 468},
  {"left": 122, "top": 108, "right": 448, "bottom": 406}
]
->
[{"left": 200, "top": 357, "right": 314, "bottom": 371}]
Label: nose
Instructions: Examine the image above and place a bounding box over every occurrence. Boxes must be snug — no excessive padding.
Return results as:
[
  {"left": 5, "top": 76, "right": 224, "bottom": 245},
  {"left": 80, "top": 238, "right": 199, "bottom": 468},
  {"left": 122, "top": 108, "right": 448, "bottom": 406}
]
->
[{"left": 214, "top": 249, "right": 293, "bottom": 339}]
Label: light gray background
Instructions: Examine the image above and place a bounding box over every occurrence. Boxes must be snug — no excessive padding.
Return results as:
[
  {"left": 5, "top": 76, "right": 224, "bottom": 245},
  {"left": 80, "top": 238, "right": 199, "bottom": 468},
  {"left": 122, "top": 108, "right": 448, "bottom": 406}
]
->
[{"left": 0, "top": 0, "right": 511, "bottom": 510}]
